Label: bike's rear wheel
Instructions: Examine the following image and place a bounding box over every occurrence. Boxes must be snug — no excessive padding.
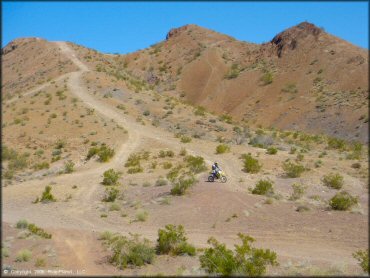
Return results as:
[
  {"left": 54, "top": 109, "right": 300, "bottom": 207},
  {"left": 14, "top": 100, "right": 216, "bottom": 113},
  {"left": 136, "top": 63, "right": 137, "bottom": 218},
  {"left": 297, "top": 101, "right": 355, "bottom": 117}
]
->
[{"left": 208, "top": 175, "right": 215, "bottom": 182}]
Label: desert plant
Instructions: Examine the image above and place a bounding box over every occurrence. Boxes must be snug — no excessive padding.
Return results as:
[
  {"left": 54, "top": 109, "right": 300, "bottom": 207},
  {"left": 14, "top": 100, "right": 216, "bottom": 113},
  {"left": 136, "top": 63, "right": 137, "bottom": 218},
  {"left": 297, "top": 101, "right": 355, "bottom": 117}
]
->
[
  {"left": 260, "top": 71, "right": 273, "bottom": 85},
  {"left": 289, "top": 183, "right": 306, "bottom": 200},
  {"left": 281, "top": 83, "right": 298, "bottom": 93},
  {"left": 102, "top": 187, "right": 119, "bottom": 202},
  {"left": 135, "top": 209, "right": 148, "bottom": 222},
  {"left": 156, "top": 224, "right": 196, "bottom": 256},
  {"left": 180, "top": 136, "right": 192, "bottom": 143},
  {"left": 184, "top": 155, "right": 207, "bottom": 174},
  {"left": 64, "top": 160, "right": 75, "bottom": 173},
  {"left": 194, "top": 106, "right": 206, "bottom": 116},
  {"left": 322, "top": 173, "right": 344, "bottom": 189},
  {"left": 282, "top": 161, "right": 305, "bottom": 178},
  {"left": 16, "top": 219, "right": 28, "bottom": 229},
  {"left": 241, "top": 153, "right": 262, "bottom": 173},
  {"left": 171, "top": 175, "right": 196, "bottom": 196},
  {"left": 353, "top": 249, "right": 369, "bottom": 274},
  {"left": 329, "top": 191, "right": 358, "bottom": 211},
  {"left": 179, "top": 148, "right": 187, "bottom": 156},
  {"left": 155, "top": 177, "right": 168, "bottom": 187},
  {"left": 199, "top": 233, "right": 278, "bottom": 276},
  {"left": 15, "top": 249, "right": 32, "bottom": 262},
  {"left": 252, "top": 179, "right": 274, "bottom": 195},
  {"left": 109, "top": 203, "right": 120, "bottom": 211},
  {"left": 86, "top": 144, "right": 115, "bottom": 162},
  {"left": 102, "top": 169, "right": 121, "bottom": 185},
  {"left": 216, "top": 144, "right": 230, "bottom": 154},
  {"left": 266, "top": 147, "right": 277, "bottom": 155},
  {"left": 27, "top": 223, "right": 52, "bottom": 239},
  {"left": 102, "top": 233, "right": 155, "bottom": 269},
  {"left": 327, "top": 137, "right": 346, "bottom": 150},
  {"left": 2, "top": 247, "right": 9, "bottom": 258},
  {"left": 35, "top": 258, "right": 46, "bottom": 267},
  {"left": 38, "top": 185, "right": 56, "bottom": 203}
]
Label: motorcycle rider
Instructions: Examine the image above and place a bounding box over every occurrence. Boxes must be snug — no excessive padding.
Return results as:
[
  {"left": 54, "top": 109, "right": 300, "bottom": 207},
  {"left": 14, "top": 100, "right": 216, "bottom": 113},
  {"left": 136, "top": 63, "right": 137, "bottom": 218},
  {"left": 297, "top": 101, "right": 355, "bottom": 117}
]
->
[{"left": 211, "top": 162, "right": 222, "bottom": 178}]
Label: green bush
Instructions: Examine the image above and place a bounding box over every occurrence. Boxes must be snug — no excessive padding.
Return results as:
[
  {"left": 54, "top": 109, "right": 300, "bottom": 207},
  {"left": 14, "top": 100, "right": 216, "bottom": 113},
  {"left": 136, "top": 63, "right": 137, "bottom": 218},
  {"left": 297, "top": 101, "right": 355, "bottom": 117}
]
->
[
  {"left": 2, "top": 146, "right": 18, "bottom": 160},
  {"left": 102, "top": 169, "right": 121, "bottom": 185},
  {"left": 252, "top": 179, "right": 274, "bottom": 195},
  {"left": 166, "top": 165, "right": 183, "bottom": 182},
  {"left": 8, "top": 154, "right": 28, "bottom": 171},
  {"left": 281, "top": 83, "right": 298, "bottom": 93},
  {"left": 266, "top": 147, "right": 277, "bottom": 155},
  {"left": 37, "top": 185, "right": 56, "bottom": 203},
  {"left": 127, "top": 166, "right": 143, "bottom": 174},
  {"left": 135, "top": 210, "right": 148, "bottom": 222},
  {"left": 171, "top": 175, "right": 196, "bottom": 196},
  {"left": 329, "top": 191, "right": 358, "bottom": 211},
  {"left": 102, "top": 233, "right": 155, "bottom": 269},
  {"left": 162, "top": 162, "right": 173, "bottom": 169},
  {"left": 194, "top": 106, "right": 206, "bottom": 116},
  {"left": 225, "top": 64, "right": 241, "bottom": 79},
  {"left": 15, "top": 249, "right": 32, "bottom": 262},
  {"left": 199, "top": 233, "right": 278, "bottom": 276},
  {"left": 180, "top": 136, "right": 192, "bottom": 143},
  {"left": 86, "top": 144, "right": 115, "bottom": 162},
  {"left": 216, "top": 144, "right": 230, "bottom": 154},
  {"left": 156, "top": 224, "right": 196, "bottom": 256},
  {"left": 184, "top": 155, "right": 207, "bottom": 174},
  {"left": 353, "top": 249, "right": 369, "bottom": 274},
  {"left": 242, "top": 153, "right": 262, "bottom": 173},
  {"left": 322, "top": 173, "right": 343, "bottom": 189},
  {"left": 27, "top": 223, "right": 52, "bottom": 239},
  {"left": 282, "top": 161, "right": 305, "bottom": 178},
  {"left": 16, "top": 219, "right": 28, "bottom": 229},
  {"left": 33, "top": 161, "right": 50, "bottom": 170},
  {"left": 64, "top": 160, "right": 75, "bottom": 173},
  {"left": 102, "top": 187, "right": 119, "bottom": 202},
  {"left": 327, "top": 137, "right": 346, "bottom": 150},
  {"left": 155, "top": 177, "right": 168, "bottom": 187},
  {"left": 260, "top": 71, "right": 273, "bottom": 85},
  {"left": 35, "top": 258, "right": 46, "bottom": 267},
  {"left": 289, "top": 183, "right": 306, "bottom": 200},
  {"left": 2, "top": 247, "right": 9, "bottom": 258}
]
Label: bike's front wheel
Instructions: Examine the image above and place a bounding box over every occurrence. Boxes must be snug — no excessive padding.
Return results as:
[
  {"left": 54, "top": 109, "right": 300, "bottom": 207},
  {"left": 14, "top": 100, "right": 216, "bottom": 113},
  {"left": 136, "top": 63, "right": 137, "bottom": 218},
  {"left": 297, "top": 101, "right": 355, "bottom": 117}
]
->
[{"left": 221, "top": 176, "right": 227, "bottom": 183}]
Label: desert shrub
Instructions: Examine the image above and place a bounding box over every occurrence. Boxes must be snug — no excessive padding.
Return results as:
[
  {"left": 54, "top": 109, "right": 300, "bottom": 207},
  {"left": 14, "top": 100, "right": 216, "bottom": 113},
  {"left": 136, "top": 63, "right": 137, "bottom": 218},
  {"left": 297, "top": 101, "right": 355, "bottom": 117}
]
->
[
  {"left": 155, "top": 177, "right": 168, "bottom": 187},
  {"left": 260, "top": 71, "right": 273, "bottom": 85},
  {"left": 179, "top": 148, "right": 187, "bottom": 156},
  {"left": 127, "top": 166, "right": 143, "bottom": 174},
  {"left": 322, "top": 173, "right": 343, "bottom": 189},
  {"left": 281, "top": 83, "right": 298, "bottom": 93},
  {"left": 135, "top": 209, "right": 148, "bottom": 222},
  {"left": 266, "top": 147, "right": 277, "bottom": 155},
  {"left": 8, "top": 154, "right": 28, "bottom": 171},
  {"left": 171, "top": 175, "right": 196, "bottom": 196},
  {"left": 329, "top": 191, "right": 358, "bottom": 211},
  {"left": 33, "top": 162, "right": 50, "bottom": 170},
  {"left": 16, "top": 219, "right": 28, "bottom": 229},
  {"left": 3, "top": 170, "right": 14, "bottom": 180},
  {"left": 109, "top": 203, "right": 120, "bottom": 211},
  {"left": 64, "top": 160, "right": 75, "bottom": 173},
  {"left": 2, "top": 146, "right": 18, "bottom": 160},
  {"left": 2, "top": 247, "right": 9, "bottom": 258},
  {"left": 15, "top": 249, "right": 32, "bottom": 262},
  {"left": 166, "top": 165, "right": 183, "bottom": 182},
  {"left": 252, "top": 179, "right": 274, "bottom": 195},
  {"left": 102, "top": 233, "right": 155, "bottom": 269},
  {"left": 225, "top": 64, "right": 241, "bottom": 79},
  {"left": 353, "top": 249, "right": 369, "bottom": 274},
  {"left": 159, "top": 150, "right": 174, "bottom": 158},
  {"left": 162, "top": 162, "right": 173, "bottom": 169},
  {"left": 55, "top": 139, "right": 66, "bottom": 149},
  {"left": 102, "top": 169, "right": 121, "bottom": 185},
  {"left": 156, "top": 224, "right": 196, "bottom": 256},
  {"left": 86, "top": 144, "right": 115, "bottom": 162},
  {"left": 241, "top": 153, "right": 262, "bottom": 173},
  {"left": 27, "top": 223, "right": 52, "bottom": 239},
  {"left": 249, "top": 135, "right": 274, "bottom": 148},
  {"left": 125, "top": 153, "right": 141, "bottom": 167},
  {"left": 102, "top": 187, "right": 119, "bottom": 202},
  {"left": 327, "top": 137, "right": 346, "bottom": 150},
  {"left": 199, "top": 233, "right": 278, "bottom": 276},
  {"left": 219, "top": 114, "right": 233, "bottom": 124},
  {"left": 282, "top": 161, "right": 305, "bottom": 178},
  {"left": 351, "top": 162, "right": 361, "bottom": 169},
  {"left": 289, "top": 183, "right": 306, "bottom": 200},
  {"left": 184, "top": 155, "right": 207, "bottom": 174},
  {"left": 180, "top": 136, "right": 192, "bottom": 143},
  {"left": 194, "top": 106, "right": 206, "bottom": 116},
  {"left": 143, "top": 110, "right": 150, "bottom": 116},
  {"left": 289, "top": 147, "right": 297, "bottom": 154},
  {"left": 36, "top": 185, "right": 56, "bottom": 203},
  {"left": 216, "top": 144, "right": 230, "bottom": 154},
  {"left": 35, "top": 258, "right": 46, "bottom": 267}
]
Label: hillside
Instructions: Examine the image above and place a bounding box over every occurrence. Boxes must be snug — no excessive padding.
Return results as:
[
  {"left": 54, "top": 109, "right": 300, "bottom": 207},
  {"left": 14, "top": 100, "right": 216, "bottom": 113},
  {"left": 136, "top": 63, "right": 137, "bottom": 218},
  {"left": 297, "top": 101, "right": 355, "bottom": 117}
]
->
[{"left": 119, "top": 22, "right": 368, "bottom": 143}]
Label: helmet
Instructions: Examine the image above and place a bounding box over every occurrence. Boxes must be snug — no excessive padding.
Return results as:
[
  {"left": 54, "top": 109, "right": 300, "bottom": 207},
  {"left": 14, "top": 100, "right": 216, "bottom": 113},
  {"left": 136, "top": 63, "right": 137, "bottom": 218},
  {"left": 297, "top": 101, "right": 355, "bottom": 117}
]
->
[{"left": 214, "top": 162, "right": 218, "bottom": 165}]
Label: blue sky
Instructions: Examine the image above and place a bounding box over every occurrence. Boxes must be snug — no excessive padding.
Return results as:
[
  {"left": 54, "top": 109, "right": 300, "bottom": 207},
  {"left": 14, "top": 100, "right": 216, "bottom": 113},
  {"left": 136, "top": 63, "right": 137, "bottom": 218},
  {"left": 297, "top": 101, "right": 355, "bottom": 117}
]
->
[{"left": 2, "top": 1, "right": 369, "bottom": 54}]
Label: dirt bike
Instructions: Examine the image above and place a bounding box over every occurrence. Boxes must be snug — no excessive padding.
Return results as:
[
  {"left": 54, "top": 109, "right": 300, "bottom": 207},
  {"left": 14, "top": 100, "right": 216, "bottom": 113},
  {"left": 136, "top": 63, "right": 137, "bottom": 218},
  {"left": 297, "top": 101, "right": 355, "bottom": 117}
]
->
[{"left": 208, "top": 170, "right": 227, "bottom": 183}]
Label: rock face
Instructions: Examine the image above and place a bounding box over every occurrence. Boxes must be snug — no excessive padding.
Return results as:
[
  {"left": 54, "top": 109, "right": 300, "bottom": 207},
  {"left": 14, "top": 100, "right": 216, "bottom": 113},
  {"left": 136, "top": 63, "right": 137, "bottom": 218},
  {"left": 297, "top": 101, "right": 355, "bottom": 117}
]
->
[
  {"left": 166, "top": 25, "right": 191, "bottom": 40},
  {"left": 270, "top": 22, "right": 323, "bottom": 57}
]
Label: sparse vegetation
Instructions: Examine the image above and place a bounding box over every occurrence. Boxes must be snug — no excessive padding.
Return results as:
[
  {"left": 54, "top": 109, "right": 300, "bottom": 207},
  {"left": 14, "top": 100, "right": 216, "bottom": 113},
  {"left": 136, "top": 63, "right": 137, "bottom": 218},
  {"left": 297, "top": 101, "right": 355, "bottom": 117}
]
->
[
  {"left": 171, "top": 175, "right": 196, "bottom": 196},
  {"left": 289, "top": 183, "right": 306, "bottom": 200},
  {"left": 260, "top": 71, "right": 273, "bottom": 85},
  {"left": 102, "top": 169, "right": 121, "bottom": 186},
  {"left": 34, "top": 185, "right": 56, "bottom": 203},
  {"left": 322, "top": 173, "right": 344, "bottom": 190},
  {"left": 100, "top": 233, "right": 155, "bottom": 269},
  {"left": 353, "top": 249, "right": 369, "bottom": 274},
  {"left": 16, "top": 219, "right": 29, "bottom": 229},
  {"left": 216, "top": 144, "right": 230, "bottom": 154},
  {"left": 282, "top": 161, "right": 305, "bottom": 178},
  {"left": 135, "top": 209, "right": 148, "bottom": 222},
  {"left": 329, "top": 191, "right": 358, "bottom": 211},
  {"left": 86, "top": 144, "right": 115, "bottom": 162},
  {"left": 64, "top": 160, "right": 75, "bottom": 173},
  {"left": 156, "top": 224, "right": 196, "bottom": 256},
  {"left": 266, "top": 146, "right": 278, "bottom": 155},
  {"left": 184, "top": 155, "right": 207, "bottom": 174},
  {"left": 241, "top": 153, "right": 262, "bottom": 173},
  {"left": 102, "top": 187, "right": 119, "bottom": 202},
  {"left": 15, "top": 249, "right": 32, "bottom": 262},
  {"left": 180, "top": 136, "right": 192, "bottom": 143},
  {"left": 155, "top": 177, "right": 168, "bottom": 187},
  {"left": 252, "top": 179, "right": 274, "bottom": 195},
  {"left": 199, "top": 233, "right": 278, "bottom": 276},
  {"left": 27, "top": 223, "right": 52, "bottom": 239}
]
